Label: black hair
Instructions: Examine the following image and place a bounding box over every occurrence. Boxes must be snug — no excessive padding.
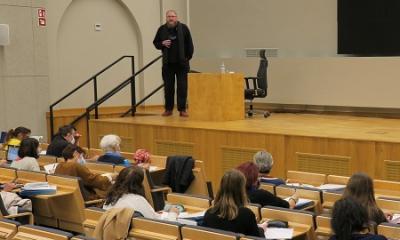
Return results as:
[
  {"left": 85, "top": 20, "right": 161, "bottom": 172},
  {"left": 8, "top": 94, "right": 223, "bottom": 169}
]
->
[
  {"left": 5, "top": 127, "right": 31, "bottom": 142},
  {"left": 18, "top": 138, "right": 39, "bottom": 159},
  {"left": 58, "top": 125, "right": 76, "bottom": 137},
  {"left": 62, "top": 144, "right": 85, "bottom": 161},
  {"left": 331, "top": 198, "right": 369, "bottom": 240}
]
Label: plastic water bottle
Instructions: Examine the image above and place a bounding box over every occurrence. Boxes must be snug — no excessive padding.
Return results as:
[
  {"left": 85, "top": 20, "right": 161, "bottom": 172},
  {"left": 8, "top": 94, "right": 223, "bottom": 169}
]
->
[{"left": 220, "top": 62, "right": 226, "bottom": 73}]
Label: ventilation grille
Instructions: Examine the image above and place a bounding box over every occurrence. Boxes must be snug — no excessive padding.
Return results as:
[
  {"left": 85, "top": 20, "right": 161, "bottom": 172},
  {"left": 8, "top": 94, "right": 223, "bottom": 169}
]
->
[
  {"left": 296, "top": 152, "right": 351, "bottom": 176},
  {"left": 245, "top": 48, "right": 278, "bottom": 58},
  {"left": 155, "top": 140, "right": 194, "bottom": 156},
  {"left": 384, "top": 160, "right": 400, "bottom": 182},
  {"left": 221, "top": 147, "right": 259, "bottom": 172},
  {"left": 97, "top": 135, "right": 134, "bottom": 152}
]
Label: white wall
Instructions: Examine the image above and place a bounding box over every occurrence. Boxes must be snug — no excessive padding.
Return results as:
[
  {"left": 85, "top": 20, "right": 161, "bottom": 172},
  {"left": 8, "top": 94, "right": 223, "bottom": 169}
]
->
[
  {"left": 0, "top": 0, "right": 188, "bottom": 137},
  {"left": 189, "top": 0, "right": 400, "bottom": 109},
  {"left": 192, "top": 57, "right": 400, "bottom": 108},
  {"left": 189, "top": 0, "right": 337, "bottom": 58},
  {"left": 0, "top": 0, "right": 49, "bottom": 137}
]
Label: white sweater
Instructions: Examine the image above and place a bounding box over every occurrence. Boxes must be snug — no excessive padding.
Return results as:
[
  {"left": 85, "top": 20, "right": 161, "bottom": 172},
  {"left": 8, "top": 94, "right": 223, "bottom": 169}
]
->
[
  {"left": 103, "top": 193, "right": 161, "bottom": 219},
  {"left": 10, "top": 156, "right": 40, "bottom": 172}
]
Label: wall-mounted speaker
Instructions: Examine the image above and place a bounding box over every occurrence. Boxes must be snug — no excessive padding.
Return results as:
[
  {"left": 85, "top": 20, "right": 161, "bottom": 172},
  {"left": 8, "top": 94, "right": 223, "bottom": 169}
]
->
[{"left": 0, "top": 24, "right": 10, "bottom": 46}]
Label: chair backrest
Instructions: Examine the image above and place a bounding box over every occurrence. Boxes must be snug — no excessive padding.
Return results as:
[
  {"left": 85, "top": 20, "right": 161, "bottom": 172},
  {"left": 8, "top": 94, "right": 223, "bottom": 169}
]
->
[
  {"left": 275, "top": 185, "right": 322, "bottom": 213},
  {"left": 83, "top": 207, "right": 106, "bottom": 237},
  {"left": 259, "top": 183, "right": 276, "bottom": 195},
  {"left": 315, "top": 215, "right": 332, "bottom": 239},
  {"left": 120, "top": 151, "right": 135, "bottom": 161},
  {"left": 85, "top": 162, "right": 114, "bottom": 174},
  {"left": 16, "top": 169, "right": 47, "bottom": 184},
  {"left": 40, "top": 143, "right": 49, "bottom": 151},
  {"left": 0, "top": 219, "right": 20, "bottom": 239},
  {"left": 129, "top": 217, "right": 182, "bottom": 240},
  {"left": 37, "top": 155, "right": 58, "bottom": 169},
  {"left": 374, "top": 179, "right": 400, "bottom": 199},
  {"left": 261, "top": 206, "right": 315, "bottom": 240},
  {"left": 150, "top": 155, "right": 168, "bottom": 168},
  {"left": 376, "top": 198, "right": 400, "bottom": 214},
  {"left": 13, "top": 225, "right": 74, "bottom": 240},
  {"left": 46, "top": 174, "right": 86, "bottom": 233},
  {"left": 0, "top": 167, "right": 16, "bottom": 183},
  {"left": 166, "top": 193, "right": 211, "bottom": 213},
  {"left": 326, "top": 175, "right": 349, "bottom": 185},
  {"left": 377, "top": 222, "right": 400, "bottom": 240},
  {"left": 246, "top": 204, "right": 261, "bottom": 222},
  {"left": 185, "top": 160, "right": 213, "bottom": 198},
  {"left": 181, "top": 225, "right": 240, "bottom": 240},
  {"left": 287, "top": 170, "right": 326, "bottom": 187},
  {"left": 322, "top": 191, "right": 342, "bottom": 211},
  {"left": 255, "top": 50, "right": 268, "bottom": 95},
  {"left": 87, "top": 148, "right": 103, "bottom": 158}
]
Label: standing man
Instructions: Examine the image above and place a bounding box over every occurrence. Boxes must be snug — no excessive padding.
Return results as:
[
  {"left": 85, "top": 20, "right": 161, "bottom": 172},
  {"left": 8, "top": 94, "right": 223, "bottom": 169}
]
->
[{"left": 153, "top": 10, "right": 194, "bottom": 117}]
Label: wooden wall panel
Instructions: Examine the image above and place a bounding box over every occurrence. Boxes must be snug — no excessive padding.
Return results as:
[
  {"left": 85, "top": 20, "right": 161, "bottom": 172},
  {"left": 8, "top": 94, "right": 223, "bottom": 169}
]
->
[
  {"left": 375, "top": 142, "right": 400, "bottom": 180},
  {"left": 89, "top": 118, "right": 396, "bottom": 188}
]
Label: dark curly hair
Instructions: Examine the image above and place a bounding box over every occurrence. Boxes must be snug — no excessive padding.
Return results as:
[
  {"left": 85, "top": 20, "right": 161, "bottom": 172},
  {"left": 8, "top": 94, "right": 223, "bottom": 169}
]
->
[
  {"left": 104, "top": 165, "right": 145, "bottom": 206},
  {"left": 331, "top": 198, "right": 369, "bottom": 240}
]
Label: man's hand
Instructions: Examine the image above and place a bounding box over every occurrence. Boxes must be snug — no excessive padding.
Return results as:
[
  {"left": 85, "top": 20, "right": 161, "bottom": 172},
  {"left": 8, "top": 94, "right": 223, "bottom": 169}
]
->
[
  {"left": 3, "top": 182, "right": 16, "bottom": 192},
  {"left": 162, "top": 40, "right": 171, "bottom": 48}
]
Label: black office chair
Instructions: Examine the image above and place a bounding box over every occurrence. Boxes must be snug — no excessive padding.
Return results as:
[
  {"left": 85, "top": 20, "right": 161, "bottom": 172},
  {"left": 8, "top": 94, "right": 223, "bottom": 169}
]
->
[{"left": 244, "top": 50, "right": 270, "bottom": 118}]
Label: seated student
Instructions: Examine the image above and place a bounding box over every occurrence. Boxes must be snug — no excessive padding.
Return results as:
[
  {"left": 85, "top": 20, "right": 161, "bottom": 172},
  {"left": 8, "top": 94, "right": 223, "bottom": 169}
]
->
[
  {"left": 3, "top": 127, "right": 31, "bottom": 150},
  {"left": 10, "top": 138, "right": 40, "bottom": 172},
  {"left": 133, "top": 148, "right": 151, "bottom": 168},
  {"left": 330, "top": 198, "right": 387, "bottom": 240},
  {"left": 103, "top": 165, "right": 175, "bottom": 219},
  {"left": 237, "top": 162, "right": 297, "bottom": 209},
  {"left": 203, "top": 169, "right": 266, "bottom": 237},
  {"left": 0, "top": 182, "right": 32, "bottom": 215},
  {"left": 55, "top": 144, "right": 114, "bottom": 199},
  {"left": 253, "top": 150, "right": 285, "bottom": 185},
  {"left": 46, "top": 125, "right": 76, "bottom": 157},
  {"left": 343, "top": 173, "right": 388, "bottom": 225},
  {"left": 97, "top": 134, "right": 130, "bottom": 167}
]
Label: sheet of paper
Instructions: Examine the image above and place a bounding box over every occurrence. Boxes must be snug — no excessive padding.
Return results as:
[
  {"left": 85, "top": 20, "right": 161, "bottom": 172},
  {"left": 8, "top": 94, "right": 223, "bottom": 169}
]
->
[
  {"left": 389, "top": 213, "right": 400, "bottom": 224},
  {"left": 44, "top": 163, "right": 58, "bottom": 174},
  {"left": 265, "top": 228, "right": 293, "bottom": 239},
  {"left": 318, "top": 184, "right": 346, "bottom": 191},
  {"left": 178, "top": 211, "right": 206, "bottom": 219}
]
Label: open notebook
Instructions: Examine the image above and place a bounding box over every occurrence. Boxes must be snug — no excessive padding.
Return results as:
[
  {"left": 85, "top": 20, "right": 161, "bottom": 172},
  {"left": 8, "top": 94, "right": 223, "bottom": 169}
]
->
[{"left": 20, "top": 182, "right": 57, "bottom": 197}]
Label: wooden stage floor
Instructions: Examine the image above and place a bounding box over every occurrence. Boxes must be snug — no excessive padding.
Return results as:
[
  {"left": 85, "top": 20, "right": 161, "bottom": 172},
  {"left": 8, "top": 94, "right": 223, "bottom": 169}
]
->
[{"left": 89, "top": 113, "right": 400, "bottom": 186}]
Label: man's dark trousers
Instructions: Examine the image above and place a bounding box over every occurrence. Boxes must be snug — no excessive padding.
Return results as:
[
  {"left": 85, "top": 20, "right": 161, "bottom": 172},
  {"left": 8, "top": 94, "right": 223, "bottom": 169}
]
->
[{"left": 162, "top": 63, "right": 188, "bottom": 112}]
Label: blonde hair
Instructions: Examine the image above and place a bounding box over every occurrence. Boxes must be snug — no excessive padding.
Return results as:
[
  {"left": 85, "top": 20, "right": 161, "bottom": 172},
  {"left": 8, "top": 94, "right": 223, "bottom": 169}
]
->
[
  {"left": 99, "top": 134, "right": 121, "bottom": 152},
  {"left": 210, "top": 169, "right": 248, "bottom": 220},
  {"left": 166, "top": 9, "right": 177, "bottom": 16}
]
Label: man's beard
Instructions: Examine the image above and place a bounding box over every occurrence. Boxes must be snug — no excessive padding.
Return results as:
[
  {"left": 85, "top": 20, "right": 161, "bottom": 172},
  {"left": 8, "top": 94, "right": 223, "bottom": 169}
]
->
[{"left": 167, "top": 21, "right": 177, "bottom": 28}]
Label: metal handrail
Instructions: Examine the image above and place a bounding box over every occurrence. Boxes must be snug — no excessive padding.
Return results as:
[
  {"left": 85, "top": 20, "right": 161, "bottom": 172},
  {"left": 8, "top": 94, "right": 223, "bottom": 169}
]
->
[
  {"left": 83, "top": 55, "right": 162, "bottom": 146},
  {"left": 49, "top": 55, "right": 134, "bottom": 139}
]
